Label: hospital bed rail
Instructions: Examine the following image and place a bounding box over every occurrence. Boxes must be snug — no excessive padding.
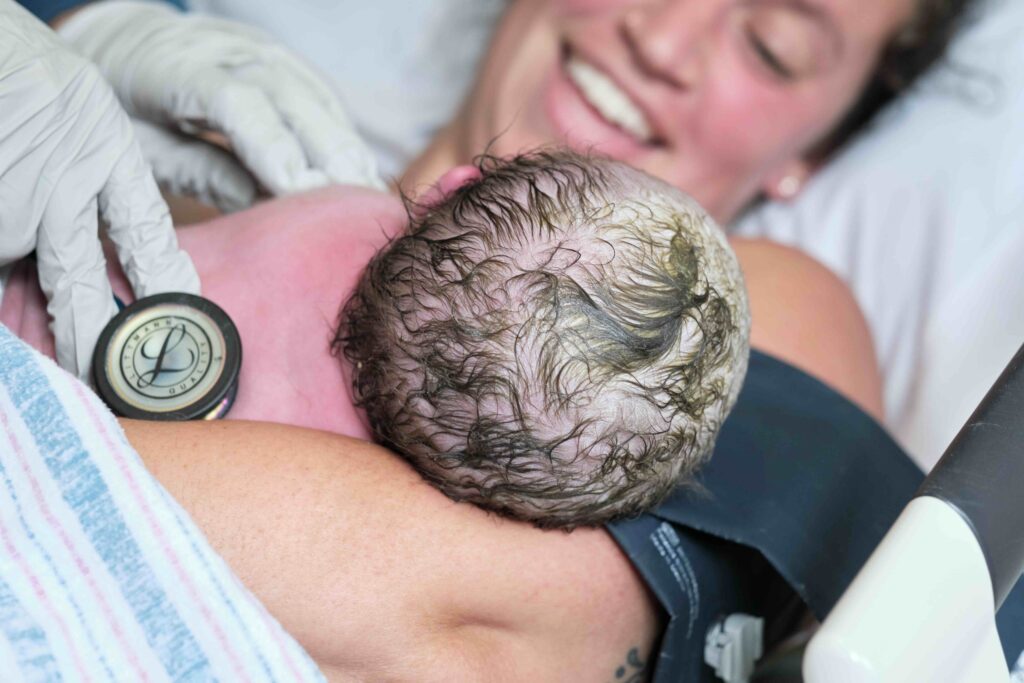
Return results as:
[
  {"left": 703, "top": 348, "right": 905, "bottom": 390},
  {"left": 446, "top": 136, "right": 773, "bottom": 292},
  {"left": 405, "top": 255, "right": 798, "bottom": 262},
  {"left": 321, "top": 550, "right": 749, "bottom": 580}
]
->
[{"left": 803, "top": 341, "right": 1024, "bottom": 682}]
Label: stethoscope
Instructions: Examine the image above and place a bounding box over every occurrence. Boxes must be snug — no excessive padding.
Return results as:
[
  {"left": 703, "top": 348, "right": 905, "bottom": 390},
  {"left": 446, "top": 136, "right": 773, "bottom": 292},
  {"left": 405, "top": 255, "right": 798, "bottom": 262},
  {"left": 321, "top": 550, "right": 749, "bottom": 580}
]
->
[{"left": 92, "top": 293, "right": 241, "bottom": 420}]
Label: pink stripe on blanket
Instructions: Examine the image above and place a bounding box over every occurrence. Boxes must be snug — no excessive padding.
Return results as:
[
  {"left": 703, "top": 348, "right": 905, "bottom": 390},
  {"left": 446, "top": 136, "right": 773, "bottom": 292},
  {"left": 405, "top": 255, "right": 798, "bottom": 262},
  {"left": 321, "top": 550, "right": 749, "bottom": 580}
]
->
[
  {"left": 0, "top": 517, "right": 94, "bottom": 682},
  {"left": 71, "top": 382, "right": 259, "bottom": 683},
  {"left": 75, "top": 382, "right": 314, "bottom": 681},
  {"left": 0, "top": 408, "right": 102, "bottom": 683}
]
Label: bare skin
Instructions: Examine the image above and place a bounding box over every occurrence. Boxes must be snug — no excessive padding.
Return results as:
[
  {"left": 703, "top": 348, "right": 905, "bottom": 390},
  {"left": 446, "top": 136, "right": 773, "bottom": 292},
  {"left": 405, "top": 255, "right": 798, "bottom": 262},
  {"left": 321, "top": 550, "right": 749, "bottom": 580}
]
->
[
  {"left": 738, "top": 239, "right": 882, "bottom": 422},
  {"left": 403, "top": 0, "right": 915, "bottom": 223},
  {"left": 110, "top": 226, "right": 880, "bottom": 682},
  {"left": 19, "top": 1, "right": 920, "bottom": 677},
  {"left": 1, "top": 185, "right": 882, "bottom": 432},
  {"left": 123, "top": 418, "right": 663, "bottom": 682},
  {"left": 3, "top": 185, "right": 881, "bottom": 679},
  {"left": 1, "top": 186, "right": 398, "bottom": 436}
]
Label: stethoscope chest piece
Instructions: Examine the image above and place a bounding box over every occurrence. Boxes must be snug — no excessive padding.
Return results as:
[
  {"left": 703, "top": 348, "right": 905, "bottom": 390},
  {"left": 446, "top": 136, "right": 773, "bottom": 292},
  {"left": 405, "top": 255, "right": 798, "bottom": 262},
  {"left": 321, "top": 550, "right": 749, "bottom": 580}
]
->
[{"left": 92, "top": 293, "right": 242, "bottom": 420}]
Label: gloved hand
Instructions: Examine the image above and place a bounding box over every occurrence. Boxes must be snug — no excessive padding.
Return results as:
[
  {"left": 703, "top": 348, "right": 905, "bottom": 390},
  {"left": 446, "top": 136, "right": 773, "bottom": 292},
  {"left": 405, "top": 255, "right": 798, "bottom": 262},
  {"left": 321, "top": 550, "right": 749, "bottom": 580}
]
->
[
  {"left": 57, "top": 0, "right": 386, "bottom": 212},
  {"left": 0, "top": 0, "right": 199, "bottom": 381}
]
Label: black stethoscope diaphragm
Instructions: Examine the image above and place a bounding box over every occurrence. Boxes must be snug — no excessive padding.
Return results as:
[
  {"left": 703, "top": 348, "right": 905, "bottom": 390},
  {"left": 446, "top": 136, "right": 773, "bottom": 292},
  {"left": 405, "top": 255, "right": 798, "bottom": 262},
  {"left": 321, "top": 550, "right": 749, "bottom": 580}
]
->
[{"left": 92, "top": 292, "right": 242, "bottom": 420}]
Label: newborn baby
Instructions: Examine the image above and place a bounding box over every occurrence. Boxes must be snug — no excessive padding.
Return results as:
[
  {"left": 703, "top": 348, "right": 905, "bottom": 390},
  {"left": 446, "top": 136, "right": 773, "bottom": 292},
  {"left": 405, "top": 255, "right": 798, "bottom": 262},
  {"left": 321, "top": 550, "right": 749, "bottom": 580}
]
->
[
  {"left": 340, "top": 151, "right": 750, "bottom": 526},
  {"left": 1, "top": 150, "right": 749, "bottom": 528}
]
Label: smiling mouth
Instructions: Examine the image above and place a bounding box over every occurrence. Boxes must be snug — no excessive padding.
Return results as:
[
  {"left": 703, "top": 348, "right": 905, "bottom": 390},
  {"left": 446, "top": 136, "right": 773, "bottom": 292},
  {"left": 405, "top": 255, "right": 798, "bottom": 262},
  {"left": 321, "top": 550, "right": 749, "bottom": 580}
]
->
[{"left": 563, "top": 51, "right": 659, "bottom": 146}]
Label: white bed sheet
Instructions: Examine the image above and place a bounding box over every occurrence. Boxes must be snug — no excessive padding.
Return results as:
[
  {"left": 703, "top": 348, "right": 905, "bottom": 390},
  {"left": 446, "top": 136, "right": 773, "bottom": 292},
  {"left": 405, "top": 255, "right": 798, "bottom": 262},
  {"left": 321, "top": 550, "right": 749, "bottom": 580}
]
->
[{"left": 734, "top": 0, "right": 1024, "bottom": 467}]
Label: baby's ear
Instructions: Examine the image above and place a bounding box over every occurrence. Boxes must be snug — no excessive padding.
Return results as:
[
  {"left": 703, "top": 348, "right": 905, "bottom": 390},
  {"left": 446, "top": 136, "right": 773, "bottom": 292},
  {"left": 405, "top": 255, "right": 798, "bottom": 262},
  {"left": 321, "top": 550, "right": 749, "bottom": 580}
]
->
[{"left": 411, "top": 166, "right": 483, "bottom": 217}]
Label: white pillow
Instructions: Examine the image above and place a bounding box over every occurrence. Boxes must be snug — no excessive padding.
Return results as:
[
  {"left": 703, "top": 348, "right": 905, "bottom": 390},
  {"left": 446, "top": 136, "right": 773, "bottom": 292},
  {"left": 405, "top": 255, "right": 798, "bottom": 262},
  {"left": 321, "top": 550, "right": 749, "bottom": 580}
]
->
[{"left": 732, "top": 0, "right": 1024, "bottom": 469}]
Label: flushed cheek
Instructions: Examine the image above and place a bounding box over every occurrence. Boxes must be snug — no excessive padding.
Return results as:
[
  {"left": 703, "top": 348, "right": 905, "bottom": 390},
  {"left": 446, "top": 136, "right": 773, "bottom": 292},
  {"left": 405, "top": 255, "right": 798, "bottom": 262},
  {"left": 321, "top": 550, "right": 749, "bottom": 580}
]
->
[
  {"left": 652, "top": 88, "right": 824, "bottom": 215},
  {"left": 694, "top": 68, "right": 823, "bottom": 173}
]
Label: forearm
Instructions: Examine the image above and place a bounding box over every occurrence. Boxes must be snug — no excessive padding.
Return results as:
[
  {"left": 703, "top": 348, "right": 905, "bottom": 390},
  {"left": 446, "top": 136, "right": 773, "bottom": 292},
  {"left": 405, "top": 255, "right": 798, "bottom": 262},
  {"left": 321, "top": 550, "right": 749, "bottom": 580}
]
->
[{"left": 121, "top": 419, "right": 661, "bottom": 681}]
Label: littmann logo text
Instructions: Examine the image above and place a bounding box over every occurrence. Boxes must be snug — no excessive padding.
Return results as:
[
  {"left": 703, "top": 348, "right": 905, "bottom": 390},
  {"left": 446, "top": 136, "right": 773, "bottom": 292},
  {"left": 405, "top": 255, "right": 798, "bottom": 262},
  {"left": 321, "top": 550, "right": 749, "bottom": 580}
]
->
[{"left": 118, "top": 315, "right": 218, "bottom": 401}]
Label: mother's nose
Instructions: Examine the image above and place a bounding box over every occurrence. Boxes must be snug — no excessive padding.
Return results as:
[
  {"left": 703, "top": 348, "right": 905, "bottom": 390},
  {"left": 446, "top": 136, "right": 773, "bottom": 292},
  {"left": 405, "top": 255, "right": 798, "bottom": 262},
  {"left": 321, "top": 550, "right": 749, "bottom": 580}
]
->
[{"left": 620, "top": 0, "right": 721, "bottom": 90}]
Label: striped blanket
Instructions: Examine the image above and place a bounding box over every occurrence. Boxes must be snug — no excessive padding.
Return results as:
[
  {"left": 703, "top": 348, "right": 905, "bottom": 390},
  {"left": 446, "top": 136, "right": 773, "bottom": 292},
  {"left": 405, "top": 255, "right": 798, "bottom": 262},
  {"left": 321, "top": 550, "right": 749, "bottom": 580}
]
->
[{"left": 0, "top": 324, "right": 324, "bottom": 682}]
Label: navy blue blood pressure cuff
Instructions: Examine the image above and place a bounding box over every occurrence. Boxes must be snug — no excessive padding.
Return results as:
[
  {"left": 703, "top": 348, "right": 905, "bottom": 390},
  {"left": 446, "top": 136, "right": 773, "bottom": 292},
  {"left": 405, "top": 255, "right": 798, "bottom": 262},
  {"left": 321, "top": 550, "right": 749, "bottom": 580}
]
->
[
  {"left": 608, "top": 350, "right": 1024, "bottom": 682},
  {"left": 19, "top": 0, "right": 184, "bottom": 24}
]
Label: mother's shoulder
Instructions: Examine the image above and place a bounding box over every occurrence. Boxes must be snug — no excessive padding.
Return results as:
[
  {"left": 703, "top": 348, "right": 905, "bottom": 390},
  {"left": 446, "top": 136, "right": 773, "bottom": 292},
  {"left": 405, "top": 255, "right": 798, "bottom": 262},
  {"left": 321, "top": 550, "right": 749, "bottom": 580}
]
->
[{"left": 729, "top": 238, "right": 884, "bottom": 421}]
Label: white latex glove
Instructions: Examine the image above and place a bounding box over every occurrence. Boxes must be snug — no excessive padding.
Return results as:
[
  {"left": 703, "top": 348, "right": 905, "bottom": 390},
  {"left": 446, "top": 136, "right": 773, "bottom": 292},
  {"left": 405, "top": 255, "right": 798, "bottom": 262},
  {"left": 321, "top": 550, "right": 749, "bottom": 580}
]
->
[
  {"left": 58, "top": 0, "right": 387, "bottom": 212},
  {"left": 0, "top": 0, "right": 199, "bottom": 381}
]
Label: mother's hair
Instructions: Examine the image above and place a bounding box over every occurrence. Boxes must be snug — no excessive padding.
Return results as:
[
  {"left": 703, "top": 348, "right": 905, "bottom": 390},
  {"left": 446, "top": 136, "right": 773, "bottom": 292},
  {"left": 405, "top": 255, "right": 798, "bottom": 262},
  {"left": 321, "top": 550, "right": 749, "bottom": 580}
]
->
[{"left": 818, "top": 0, "right": 977, "bottom": 157}]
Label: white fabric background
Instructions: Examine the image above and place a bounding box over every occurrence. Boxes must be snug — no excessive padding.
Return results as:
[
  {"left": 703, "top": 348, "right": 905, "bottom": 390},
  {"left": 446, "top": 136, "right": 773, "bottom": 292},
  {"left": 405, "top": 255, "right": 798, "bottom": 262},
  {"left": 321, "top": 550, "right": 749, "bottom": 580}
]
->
[{"left": 733, "top": 0, "right": 1024, "bottom": 467}]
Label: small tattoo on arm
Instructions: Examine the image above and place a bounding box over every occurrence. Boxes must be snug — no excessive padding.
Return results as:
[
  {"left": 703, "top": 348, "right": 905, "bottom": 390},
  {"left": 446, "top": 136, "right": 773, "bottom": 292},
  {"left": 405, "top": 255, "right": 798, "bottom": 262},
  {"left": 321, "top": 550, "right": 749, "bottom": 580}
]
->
[{"left": 610, "top": 647, "right": 648, "bottom": 683}]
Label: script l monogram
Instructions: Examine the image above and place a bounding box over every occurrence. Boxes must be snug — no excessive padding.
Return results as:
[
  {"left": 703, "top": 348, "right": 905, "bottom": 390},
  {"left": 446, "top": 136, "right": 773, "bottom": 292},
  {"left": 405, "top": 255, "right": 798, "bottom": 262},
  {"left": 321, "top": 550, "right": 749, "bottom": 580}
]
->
[{"left": 137, "top": 323, "right": 195, "bottom": 388}]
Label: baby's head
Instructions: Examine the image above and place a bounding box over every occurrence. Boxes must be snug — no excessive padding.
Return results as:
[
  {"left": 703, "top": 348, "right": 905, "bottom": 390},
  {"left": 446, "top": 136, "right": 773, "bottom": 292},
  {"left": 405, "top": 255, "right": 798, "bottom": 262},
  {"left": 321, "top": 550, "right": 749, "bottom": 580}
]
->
[{"left": 337, "top": 150, "right": 750, "bottom": 528}]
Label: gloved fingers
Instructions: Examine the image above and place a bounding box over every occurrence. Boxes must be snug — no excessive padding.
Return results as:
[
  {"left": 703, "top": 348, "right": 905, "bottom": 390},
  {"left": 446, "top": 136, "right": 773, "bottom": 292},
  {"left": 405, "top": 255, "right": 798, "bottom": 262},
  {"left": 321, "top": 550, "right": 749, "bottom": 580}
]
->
[
  {"left": 99, "top": 129, "right": 200, "bottom": 300},
  {"left": 31, "top": 74, "right": 127, "bottom": 380},
  {"left": 239, "top": 65, "right": 385, "bottom": 191},
  {"left": 132, "top": 117, "right": 257, "bottom": 213},
  {"left": 52, "top": 1, "right": 379, "bottom": 195},
  {"left": 36, "top": 195, "right": 119, "bottom": 381},
  {"left": 196, "top": 75, "right": 331, "bottom": 196}
]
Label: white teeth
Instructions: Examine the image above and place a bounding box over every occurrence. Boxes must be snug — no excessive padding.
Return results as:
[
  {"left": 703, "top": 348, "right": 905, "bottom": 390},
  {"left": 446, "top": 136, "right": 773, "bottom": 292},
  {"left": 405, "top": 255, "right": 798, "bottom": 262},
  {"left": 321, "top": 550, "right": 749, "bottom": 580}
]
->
[{"left": 566, "top": 55, "right": 653, "bottom": 143}]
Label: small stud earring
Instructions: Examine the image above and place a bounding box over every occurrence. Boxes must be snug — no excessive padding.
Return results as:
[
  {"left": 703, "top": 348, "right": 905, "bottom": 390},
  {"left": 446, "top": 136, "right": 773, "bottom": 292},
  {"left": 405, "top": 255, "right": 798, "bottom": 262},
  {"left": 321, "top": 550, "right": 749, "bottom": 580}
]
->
[{"left": 777, "top": 175, "right": 802, "bottom": 199}]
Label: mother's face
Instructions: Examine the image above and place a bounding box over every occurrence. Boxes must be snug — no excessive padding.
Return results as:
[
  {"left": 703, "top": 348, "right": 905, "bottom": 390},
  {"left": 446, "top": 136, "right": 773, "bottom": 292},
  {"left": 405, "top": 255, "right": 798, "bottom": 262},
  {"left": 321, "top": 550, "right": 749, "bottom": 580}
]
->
[{"left": 452, "top": 0, "right": 913, "bottom": 223}]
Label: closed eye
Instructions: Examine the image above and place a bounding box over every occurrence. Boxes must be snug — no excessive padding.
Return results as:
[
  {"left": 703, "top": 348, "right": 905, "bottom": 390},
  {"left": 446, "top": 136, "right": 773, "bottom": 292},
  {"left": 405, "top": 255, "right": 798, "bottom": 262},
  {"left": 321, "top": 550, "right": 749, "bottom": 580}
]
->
[{"left": 745, "top": 25, "right": 795, "bottom": 80}]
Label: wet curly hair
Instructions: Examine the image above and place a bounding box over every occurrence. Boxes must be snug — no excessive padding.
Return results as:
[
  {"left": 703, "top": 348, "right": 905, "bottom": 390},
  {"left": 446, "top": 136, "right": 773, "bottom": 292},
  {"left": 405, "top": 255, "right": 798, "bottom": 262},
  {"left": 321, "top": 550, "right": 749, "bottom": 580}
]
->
[{"left": 335, "top": 150, "right": 750, "bottom": 529}]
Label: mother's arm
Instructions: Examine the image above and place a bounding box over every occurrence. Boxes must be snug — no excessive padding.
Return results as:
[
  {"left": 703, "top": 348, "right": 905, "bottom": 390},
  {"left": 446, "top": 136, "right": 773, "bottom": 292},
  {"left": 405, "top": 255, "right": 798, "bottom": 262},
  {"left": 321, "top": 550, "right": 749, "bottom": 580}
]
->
[
  {"left": 118, "top": 238, "right": 881, "bottom": 681},
  {"left": 122, "top": 419, "right": 663, "bottom": 682}
]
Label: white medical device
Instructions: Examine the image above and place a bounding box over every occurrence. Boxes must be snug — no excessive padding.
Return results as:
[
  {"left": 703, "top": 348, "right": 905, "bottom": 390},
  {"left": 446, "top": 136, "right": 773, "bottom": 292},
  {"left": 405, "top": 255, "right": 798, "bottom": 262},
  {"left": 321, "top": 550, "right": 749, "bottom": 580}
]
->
[{"left": 804, "top": 342, "right": 1024, "bottom": 682}]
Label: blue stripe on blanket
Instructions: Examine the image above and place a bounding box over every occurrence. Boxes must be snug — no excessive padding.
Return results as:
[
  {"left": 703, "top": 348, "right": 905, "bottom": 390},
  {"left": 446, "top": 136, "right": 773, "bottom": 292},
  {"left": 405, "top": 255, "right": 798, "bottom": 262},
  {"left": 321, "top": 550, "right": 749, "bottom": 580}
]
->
[
  {"left": 0, "top": 405, "right": 117, "bottom": 681},
  {"left": 0, "top": 575, "right": 61, "bottom": 683},
  {"left": 159, "top": 486, "right": 280, "bottom": 682},
  {"left": 0, "top": 328, "right": 212, "bottom": 682}
]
